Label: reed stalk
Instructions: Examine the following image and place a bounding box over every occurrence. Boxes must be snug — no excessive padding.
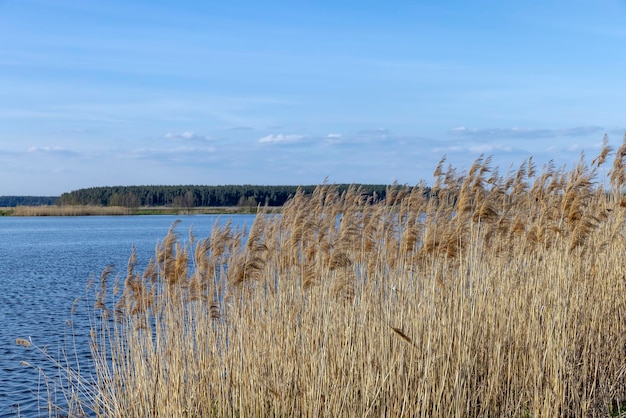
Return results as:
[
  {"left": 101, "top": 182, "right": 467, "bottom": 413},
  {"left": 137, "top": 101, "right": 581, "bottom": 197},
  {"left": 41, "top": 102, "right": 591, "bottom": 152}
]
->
[{"left": 19, "top": 140, "right": 626, "bottom": 416}]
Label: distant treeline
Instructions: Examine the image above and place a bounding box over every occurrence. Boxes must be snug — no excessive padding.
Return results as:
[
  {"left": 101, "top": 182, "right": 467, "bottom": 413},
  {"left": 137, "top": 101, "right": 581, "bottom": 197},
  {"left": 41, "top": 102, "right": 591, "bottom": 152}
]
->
[
  {"left": 57, "top": 184, "right": 400, "bottom": 207},
  {"left": 0, "top": 196, "right": 58, "bottom": 207}
]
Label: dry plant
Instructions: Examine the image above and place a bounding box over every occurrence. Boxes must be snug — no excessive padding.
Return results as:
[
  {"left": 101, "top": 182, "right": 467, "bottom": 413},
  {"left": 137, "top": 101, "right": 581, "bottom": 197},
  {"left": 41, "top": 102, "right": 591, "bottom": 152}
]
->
[
  {"left": 12, "top": 205, "right": 129, "bottom": 216},
  {"left": 18, "top": 138, "right": 626, "bottom": 417}
]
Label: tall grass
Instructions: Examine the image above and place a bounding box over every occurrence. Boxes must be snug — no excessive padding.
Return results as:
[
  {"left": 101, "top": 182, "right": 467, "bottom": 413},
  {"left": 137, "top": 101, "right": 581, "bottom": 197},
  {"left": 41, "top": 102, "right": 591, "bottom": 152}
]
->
[
  {"left": 22, "top": 140, "right": 626, "bottom": 416},
  {"left": 9, "top": 205, "right": 277, "bottom": 216},
  {"left": 12, "top": 205, "right": 129, "bottom": 216}
]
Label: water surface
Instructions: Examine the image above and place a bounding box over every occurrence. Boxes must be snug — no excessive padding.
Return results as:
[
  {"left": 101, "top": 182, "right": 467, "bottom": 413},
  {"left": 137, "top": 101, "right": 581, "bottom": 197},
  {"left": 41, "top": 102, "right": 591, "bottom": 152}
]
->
[{"left": 0, "top": 215, "right": 255, "bottom": 417}]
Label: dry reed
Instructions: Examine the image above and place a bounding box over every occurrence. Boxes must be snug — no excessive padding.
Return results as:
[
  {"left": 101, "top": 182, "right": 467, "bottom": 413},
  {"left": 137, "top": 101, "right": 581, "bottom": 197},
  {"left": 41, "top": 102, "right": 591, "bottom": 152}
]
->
[
  {"left": 20, "top": 139, "right": 626, "bottom": 417},
  {"left": 12, "top": 205, "right": 129, "bottom": 216}
]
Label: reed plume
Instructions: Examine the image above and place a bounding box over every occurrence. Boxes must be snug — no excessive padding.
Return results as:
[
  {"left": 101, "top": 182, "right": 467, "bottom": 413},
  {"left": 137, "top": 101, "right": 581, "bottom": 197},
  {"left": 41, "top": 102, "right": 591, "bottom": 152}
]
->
[{"left": 58, "top": 148, "right": 626, "bottom": 417}]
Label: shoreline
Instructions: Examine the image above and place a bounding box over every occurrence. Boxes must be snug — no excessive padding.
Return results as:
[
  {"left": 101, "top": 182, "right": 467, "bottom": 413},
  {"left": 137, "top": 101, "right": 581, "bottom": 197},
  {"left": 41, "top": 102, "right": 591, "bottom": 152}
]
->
[{"left": 0, "top": 205, "right": 282, "bottom": 216}]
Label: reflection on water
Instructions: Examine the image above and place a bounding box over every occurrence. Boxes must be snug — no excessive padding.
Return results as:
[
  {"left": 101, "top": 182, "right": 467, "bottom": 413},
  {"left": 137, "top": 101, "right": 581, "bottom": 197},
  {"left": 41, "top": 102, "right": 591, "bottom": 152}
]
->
[{"left": 0, "top": 215, "right": 254, "bottom": 417}]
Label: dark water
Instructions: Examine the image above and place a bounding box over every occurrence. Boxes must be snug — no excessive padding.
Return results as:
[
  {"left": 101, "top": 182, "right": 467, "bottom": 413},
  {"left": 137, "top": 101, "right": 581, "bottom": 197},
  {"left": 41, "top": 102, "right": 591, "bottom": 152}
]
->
[{"left": 0, "top": 215, "right": 255, "bottom": 417}]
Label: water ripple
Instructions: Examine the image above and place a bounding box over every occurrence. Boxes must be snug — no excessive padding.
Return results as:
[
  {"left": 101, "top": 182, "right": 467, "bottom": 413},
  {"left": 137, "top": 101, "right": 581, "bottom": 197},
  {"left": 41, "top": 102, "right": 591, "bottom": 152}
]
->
[{"left": 0, "top": 215, "right": 253, "bottom": 417}]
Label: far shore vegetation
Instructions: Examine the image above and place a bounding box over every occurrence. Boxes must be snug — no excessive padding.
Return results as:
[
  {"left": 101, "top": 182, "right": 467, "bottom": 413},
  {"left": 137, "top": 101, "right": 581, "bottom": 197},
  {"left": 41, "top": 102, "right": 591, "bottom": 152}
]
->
[
  {"left": 3, "top": 205, "right": 270, "bottom": 216},
  {"left": 16, "top": 137, "right": 626, "bottom": 416},
  {"left": 0, "top": 184, "right": 394, "bottom": 216}
]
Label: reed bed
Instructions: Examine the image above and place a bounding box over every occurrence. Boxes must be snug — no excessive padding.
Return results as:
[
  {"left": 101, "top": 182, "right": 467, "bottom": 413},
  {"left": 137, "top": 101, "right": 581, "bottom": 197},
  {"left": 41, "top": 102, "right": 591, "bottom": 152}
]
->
[
  {"left": 27, "top": 138, "right": 626, "bottom": 416},
  {"left": 12, "top": 205, "right": 129, "bottom": 216}
]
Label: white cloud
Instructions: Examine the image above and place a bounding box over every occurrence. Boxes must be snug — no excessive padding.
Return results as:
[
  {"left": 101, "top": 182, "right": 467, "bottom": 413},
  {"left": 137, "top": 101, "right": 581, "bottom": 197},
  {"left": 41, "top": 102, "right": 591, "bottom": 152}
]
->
[
  {"left": 165, "top": 132, "right": 212, "bottom": 141},
  {"left": 27, "top": 146, "right": 77, "bottom": 156},
  {"left": 469, "top": 144, "right": 513, "bottom": 153},
  {"left": 327, "top": 133, "right": 342, "bottom": 138},
  {"left": 28, "top": 146, "right": 52, "bottom": 153},
  {"left": 258, "top": 134, "right": 306, "bottom": 144}
]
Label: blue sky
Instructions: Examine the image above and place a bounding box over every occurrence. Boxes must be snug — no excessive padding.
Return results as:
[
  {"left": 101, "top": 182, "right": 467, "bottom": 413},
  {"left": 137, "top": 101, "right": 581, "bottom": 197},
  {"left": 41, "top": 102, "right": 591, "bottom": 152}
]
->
[{"left": 1, "top": 0, "right": 625, "bottom": 195}]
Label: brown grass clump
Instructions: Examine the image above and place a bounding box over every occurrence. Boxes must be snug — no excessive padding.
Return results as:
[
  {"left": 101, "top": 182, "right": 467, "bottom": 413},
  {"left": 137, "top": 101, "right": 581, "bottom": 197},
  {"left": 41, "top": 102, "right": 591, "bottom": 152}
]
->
[
  {"left": 12, "top": 205, "right": 129, "bottom": 216},
  {"left": 30, "top": 139, "right": 626, "bottom": 416}
]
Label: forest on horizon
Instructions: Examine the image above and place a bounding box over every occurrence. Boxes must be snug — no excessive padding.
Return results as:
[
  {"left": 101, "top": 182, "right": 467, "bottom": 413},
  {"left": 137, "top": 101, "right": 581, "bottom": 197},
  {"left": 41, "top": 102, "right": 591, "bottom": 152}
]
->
[{"left": 0, "top": 184, "right": 412, "bottom": 208}]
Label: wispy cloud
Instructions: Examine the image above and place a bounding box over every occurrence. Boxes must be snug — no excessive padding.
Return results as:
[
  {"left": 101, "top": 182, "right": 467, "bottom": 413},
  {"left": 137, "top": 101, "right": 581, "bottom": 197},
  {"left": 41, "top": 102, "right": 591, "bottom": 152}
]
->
[
  {"left": 27, "top": 146, "right": 79, "bottom": 157},
  {"left": 432, "top": 139, "right": 519, "bottom": 155},
  {"left": 326, "top": 133, "right": 342, "bottom": 138},
  {"left": 468, "top": 144, "right": 513, "bottom": 153},
  {"left": 228, "top": 126, "right": 255, "bottom": 131},
  {"left": 258, "top": 133, "right": 307, "bottom": 144},
  {"left": 165, "top": 132, "right": 212, "bottom": 141},
  {"left": 450, "top": 126, "right": 605, "bottom": 139}
]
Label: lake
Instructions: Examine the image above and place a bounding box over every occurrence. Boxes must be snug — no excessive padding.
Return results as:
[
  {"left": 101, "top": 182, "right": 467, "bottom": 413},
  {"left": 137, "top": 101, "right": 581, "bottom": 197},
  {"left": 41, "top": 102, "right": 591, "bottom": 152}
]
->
[{"left": 0, "top": 215, "right": 256, "bottom": 417}]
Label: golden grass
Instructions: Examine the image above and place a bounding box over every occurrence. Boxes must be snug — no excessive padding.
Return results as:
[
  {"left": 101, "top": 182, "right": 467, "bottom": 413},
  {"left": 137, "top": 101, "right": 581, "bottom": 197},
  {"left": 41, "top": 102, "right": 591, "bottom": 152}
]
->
[
  {"left": 20, "top": 140, "right": 626, "bottom": 416},
  {"left": 9, "top": 205, "right": 280, "bottom": 216},
  {"left": 12, "top": 205, "right": 129, "bottom": 216}
]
